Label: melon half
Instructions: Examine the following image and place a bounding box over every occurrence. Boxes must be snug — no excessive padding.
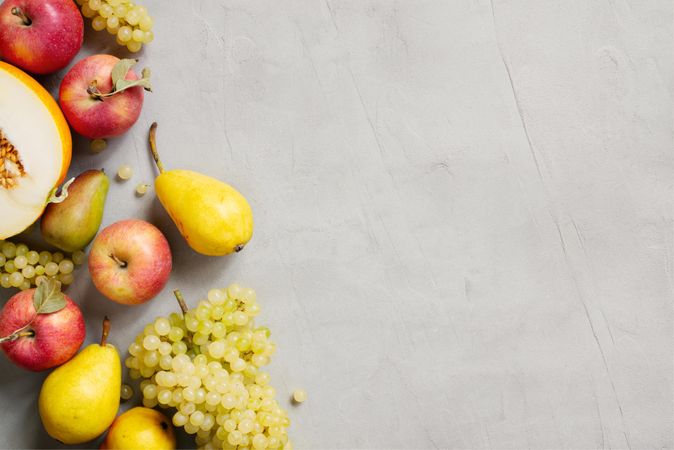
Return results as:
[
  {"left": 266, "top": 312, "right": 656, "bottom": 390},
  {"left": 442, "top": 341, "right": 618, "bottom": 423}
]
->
[{"left": 0, "top": 61, "right": 71, "bottom": 239}]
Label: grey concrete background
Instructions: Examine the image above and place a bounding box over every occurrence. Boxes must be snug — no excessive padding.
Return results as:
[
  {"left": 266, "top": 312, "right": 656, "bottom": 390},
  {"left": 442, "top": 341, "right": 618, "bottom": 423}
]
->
[{"left": 0, "top": 1, "right": 672, "bottom": 448}]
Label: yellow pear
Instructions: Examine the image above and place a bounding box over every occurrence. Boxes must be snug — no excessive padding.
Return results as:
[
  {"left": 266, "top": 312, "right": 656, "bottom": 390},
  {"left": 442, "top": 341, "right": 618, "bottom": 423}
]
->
[
  {"left": 39, "top": 317, "right": 121, "bottom": 445},
  {"left": 148, "top": 122, "right": 253, "bottom": 256},
  {"left": 101, "top": 407, "right": 176, "bottom": 450}
]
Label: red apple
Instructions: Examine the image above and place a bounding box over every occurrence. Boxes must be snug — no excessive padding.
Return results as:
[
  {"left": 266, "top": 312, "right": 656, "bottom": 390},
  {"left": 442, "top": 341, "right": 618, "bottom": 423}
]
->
[
  {"left": 0, "top": 0, "right": 83, "bottom": 75},
  {"left": 59, "top": 54, "right": 145, "bottom": 139},
  {"left": 89, "top": 219, "right": 172, "bottom": 305},
  {"left": 0, "top": 288, "right": 85, "bottom": 371}
]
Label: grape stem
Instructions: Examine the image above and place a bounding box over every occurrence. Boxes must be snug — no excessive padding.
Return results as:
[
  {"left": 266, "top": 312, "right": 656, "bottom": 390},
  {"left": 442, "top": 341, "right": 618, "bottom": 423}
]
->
[
  {"left": 148, "top": 122, "right": 165, "bottom": 173},
  {"left": 11, "top": 7, "right": 31, "bottom": 26},
  {"left": 172, "top": 290, "right": 194, "bottom": 346},
  {"left": 173, "top": 290, "right": 188, "bottom": 315},
  {"left": 101, "top": 316, "right": 111, "bottom": 346}
]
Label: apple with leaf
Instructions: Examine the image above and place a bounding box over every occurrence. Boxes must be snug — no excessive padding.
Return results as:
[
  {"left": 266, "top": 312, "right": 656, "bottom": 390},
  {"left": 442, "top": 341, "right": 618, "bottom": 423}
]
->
[{"left": 0, "top": 278, "right": 85, "bottom": 371}]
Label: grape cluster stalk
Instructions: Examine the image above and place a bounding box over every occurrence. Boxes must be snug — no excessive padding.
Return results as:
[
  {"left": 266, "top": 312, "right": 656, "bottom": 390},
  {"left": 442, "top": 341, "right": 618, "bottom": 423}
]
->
[{"left": 127, "top": 284, "right": 293, "bottom": 450}]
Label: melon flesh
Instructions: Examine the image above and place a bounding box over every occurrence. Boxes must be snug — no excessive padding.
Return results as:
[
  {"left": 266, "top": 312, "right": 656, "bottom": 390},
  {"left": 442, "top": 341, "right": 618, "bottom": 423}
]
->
[{"left": 0, "top": 65, "right": 69, "bottom": 239}]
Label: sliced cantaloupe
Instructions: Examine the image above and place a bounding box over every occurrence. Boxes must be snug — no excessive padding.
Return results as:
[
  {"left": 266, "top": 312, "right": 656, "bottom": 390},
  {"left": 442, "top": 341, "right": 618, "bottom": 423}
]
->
[{"left": 0, "top": 61, "right": 71, "bottom": 239}]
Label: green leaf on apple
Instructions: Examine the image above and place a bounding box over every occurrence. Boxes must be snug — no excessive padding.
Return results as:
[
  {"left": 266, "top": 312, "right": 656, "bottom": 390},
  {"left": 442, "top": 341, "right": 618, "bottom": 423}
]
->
[
  {"left": 33, "top": 277, "right": 66, "bottom": 314},
  {"left": 110, "top": 58, "right": 138, "bottom": 87},
  {"left": 88, "top": 59, "right": 152, "bottom": 100},
  {"left": 111, "top": 59, "right": 152, "bottom": 93}
]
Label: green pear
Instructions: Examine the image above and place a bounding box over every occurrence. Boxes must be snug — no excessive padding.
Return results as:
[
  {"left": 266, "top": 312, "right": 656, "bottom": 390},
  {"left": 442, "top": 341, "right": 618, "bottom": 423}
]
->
[
  {"left": 41, "top": 169, "right": 109, "bottom": 252},
  {"left": 39, "top": 317, "right": 120, "bottom": 445}
]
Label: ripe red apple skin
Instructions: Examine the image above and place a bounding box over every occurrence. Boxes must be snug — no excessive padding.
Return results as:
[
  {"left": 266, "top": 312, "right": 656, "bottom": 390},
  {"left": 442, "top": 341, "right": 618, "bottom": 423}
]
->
[
  {"left": 59, "top": 54, "right": 145, "bottom": 139},
  {"left": 0, "top": 289, "right": 85, "bottom": 371},
  {"left": 0, "top": 0, "right": 83, "bottom": 75},
  {"left": 89, "top": 219, "right": 172, "bottom": 305}
]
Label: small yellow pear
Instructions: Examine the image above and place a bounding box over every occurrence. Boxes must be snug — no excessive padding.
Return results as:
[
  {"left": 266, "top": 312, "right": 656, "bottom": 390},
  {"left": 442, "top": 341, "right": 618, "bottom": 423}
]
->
[
  {"left": 39, "top": 317, "right": 121, "bottom": 445},
  {"left": 101, "top": 407, "right": 176, "bottom": 450},
  {"left": 149, "top": 123, "right": 253, "bottom": 256}
]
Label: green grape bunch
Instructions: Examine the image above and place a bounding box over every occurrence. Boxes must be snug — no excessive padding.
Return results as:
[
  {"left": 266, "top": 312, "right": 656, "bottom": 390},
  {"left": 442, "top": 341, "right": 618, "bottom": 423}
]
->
[
  {"left": 0, "top": 241, "right": 85, "bottom": 290},
  {"left": 76, "top": 0, "right": 154, "bottom": 53},
  {"left": 127, "top": 284, "right": 292, "bottom": 450}
]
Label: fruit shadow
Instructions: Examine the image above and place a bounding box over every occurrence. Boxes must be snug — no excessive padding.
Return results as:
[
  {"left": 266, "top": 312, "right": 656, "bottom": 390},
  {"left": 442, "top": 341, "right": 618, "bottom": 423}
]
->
[
  {"left": 147, "top": 198, "right": 237, "bottom": 304},
  {"left": 0, "top": 359, "right": 45, "bottom": 426},
  {"left": 81, "top": 18, "right": 145, "bottom": 60},
  {"left": 30, "top": 425, "right": 104, "bottom": 450},
  {"left": 71, "top": 131, "right": 131, "bottom": 171},
  {"left": 77, "top": 276, "right": 150, "bottom": 330},
  {"left": 0, "top": 359, "right": 99, "bottom": 449}
]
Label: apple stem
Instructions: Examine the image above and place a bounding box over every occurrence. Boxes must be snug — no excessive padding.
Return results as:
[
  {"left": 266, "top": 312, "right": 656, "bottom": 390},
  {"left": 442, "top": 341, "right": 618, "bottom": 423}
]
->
[
  {"left": 0, "top": 319, "right": 35, "bottom": 343},
  {"left": 109, "top": 253, "right": 128, "bottom": 268},
  {"left": 0, "top": 334, "right": 18, "bottom": 344},
  {"left": 11, "top": 7, "right": 31, "bottom": 26},
  {"left": 173, "top": 290, "right": 189, "bottom": 315},
  {"left": 87, "top": 80, "right": 106, "bottom": 102},
  {"left": 149, "top": 123, "right": 165, "bottom": 174},
  {"left": 0, "top": 329, "right": 31, "bottom": 343},
  {"left": 101, "top": 316, "right": 111, "bottom": 346},
  {"left": 87, "top": 79, "right": 134, "bottom": 101}
]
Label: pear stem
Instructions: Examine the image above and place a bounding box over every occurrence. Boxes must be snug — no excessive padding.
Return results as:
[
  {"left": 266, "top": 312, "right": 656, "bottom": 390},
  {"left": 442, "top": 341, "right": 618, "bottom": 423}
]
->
[
  {"left": 173, "top": 290, "right": 188, "bottom": 315},
  {"left": 148, "top": 122, "right": 165, "bottom": 174},
  {"left": 101, "top": 316, "right": 111, "bottom": 346}
]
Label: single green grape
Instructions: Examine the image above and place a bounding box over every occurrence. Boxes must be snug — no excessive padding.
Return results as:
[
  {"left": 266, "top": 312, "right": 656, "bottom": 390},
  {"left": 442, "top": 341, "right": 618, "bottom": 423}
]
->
[
  {"left": 13, "top": 255, "right": 27, "bottom": 269},
  {"left": 72, "top": 250, "right": 86, "bottom": 265},
  {"left": 0, "top": 274, "right": 11, "bottom": 288},
  {"left": 107, "top": 16, "right": 120, "bottom": 29},
  {"left": 117, "top": 164, "right": 133, "bottom": 180},
  {"left": 4, "top": 260, "right": 16, "bottom": 273},
  {"left": 38, "top": 251, "right": 51, "bottom": 266},
  {"left": 21, "top": 265, "right": 35, "bottom": 279},
  {"left": 120, "top": 384, "right": 134, "bottom": 401},
  {"left": 92, "top": 15, "right": 106, "bottom": 30},
  {"left": 2, "top": 242, "right": 16, "bottom": 258},
  {"left": 9, "top": 272, "right": 24, "bottom": 287},
  {"left": 154, "top": 317, "right": 171, "bottom": 336},
  {"left": 90, "top": 138, "right": 107, "bottom": 153},
  {"left": 26, "top": 251, "right": 39, "bottom": 265},
  {"left": 59, "top": 260, "right": 74, "bottom": 274}
]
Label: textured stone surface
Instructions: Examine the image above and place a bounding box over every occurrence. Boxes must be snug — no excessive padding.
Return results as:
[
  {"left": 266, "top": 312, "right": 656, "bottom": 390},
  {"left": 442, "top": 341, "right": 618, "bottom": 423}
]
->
[{"left": 0, "top": 1, "right": 672, "bottom": 448}]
